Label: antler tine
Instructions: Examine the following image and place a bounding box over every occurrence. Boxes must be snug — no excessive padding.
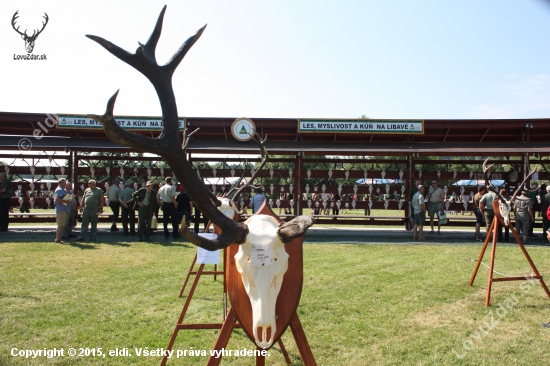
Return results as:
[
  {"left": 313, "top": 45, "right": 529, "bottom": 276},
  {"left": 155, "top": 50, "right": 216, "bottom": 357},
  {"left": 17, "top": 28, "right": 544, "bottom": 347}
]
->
[
  {"left": 87, "top": 90, "right": 169, "bottom": 156},
  {"left": 182, "top": 127, "right": 200, "bottom": 151},
  {"left": 138, "top": 5, "right": 166, "bottom": 63},
  {"left": 229, "top": 132, "right": 269, "bottom": 208},
  {"left": 228, "top": 166, "right": 248, "bottom": 213},
  {"left": 509, "top": 168, "right": 537, "bottom": 206},
  {"left": 164, "top": 24, "right": 207, "bottom": 74},
  {"left": 86, "top": 34, "right": 137, "bottom": 68}
]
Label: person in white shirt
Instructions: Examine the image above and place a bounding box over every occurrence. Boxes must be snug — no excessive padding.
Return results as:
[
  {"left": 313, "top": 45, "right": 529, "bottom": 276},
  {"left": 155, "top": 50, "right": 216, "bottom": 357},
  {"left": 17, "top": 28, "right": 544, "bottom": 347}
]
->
[
  {"left": 107, "top": 178, "right": 121, "bottom": 231},
  {"left": 157, "top": 177, "right": 178, "bottom": 238}
]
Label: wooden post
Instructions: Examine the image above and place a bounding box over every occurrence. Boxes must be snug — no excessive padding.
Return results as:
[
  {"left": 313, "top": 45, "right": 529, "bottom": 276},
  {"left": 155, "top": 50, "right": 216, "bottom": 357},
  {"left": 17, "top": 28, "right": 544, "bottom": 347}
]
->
[
  {"left": 73, "top": 151, "right": 79, "bottom": 190},
  {"left": 407, "top": 155, "right": 414, "bottom": 230},
  {"left": 68, "top": 150, "right": 73, "bottom": 181},
  {"left": 485, "top": 216, "right": 499, "bottom": 306},
  {"left": 295, "top": 153, "right": 302, "bottom": 216}
]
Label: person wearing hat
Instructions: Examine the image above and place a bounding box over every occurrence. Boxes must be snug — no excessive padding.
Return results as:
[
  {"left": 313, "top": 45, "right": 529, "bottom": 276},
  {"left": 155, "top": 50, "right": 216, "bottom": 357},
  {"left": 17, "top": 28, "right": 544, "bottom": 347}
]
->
[
  {"left": 119, "top": 180, "right": 136, "bottom": 236},
  {"left": 133, "top": 180, "right": 158, "bottom": 241},
  {"left": 514, "top": 189, "right": 534, "bottom": 244}
]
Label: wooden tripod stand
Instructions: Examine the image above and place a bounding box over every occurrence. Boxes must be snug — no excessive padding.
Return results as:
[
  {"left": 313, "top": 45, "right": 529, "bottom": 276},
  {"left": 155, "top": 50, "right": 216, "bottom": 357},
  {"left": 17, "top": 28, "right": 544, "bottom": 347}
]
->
[
  {"left": 161, "top": 210, "right": 305, "bottom": 366},
  {"left": 469, "top": 209, "right": 550, "bottom": 306}
]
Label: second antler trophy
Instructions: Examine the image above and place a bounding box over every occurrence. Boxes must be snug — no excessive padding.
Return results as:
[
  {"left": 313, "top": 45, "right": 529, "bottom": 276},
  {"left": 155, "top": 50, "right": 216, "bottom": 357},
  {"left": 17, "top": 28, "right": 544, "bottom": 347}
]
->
[{"left": 86, "top": 5, "right": 316, "bottom": 365}]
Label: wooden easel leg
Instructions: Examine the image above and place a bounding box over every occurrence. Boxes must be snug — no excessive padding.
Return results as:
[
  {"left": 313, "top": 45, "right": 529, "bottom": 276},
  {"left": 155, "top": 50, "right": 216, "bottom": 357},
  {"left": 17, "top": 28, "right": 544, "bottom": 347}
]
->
[
  {"left": 277, "top": 338, "right": 292, "bottom": 365},
  {"left": 207, "top": 307, "right": 237, "bottom": 366},
  {"left": 485, "top": 219, "right": 499, "bottom": 307},
  {"left": 161, "top": 264, "right": 206, "bottom": 366},
  {"left": 179, "top": 254, "right": 198, "bottom": 297},
  {"left": 289, "top": 312, "right": 317, "bottom": 366},
  {"left": 256, "top": 347, "right": 266, "bottom": 366},
  {"left": 470, "top": 219, "right": 495, "bottom": 286},
  {"left": 510, "top": 226, "right": 550, "bottom": 299}
]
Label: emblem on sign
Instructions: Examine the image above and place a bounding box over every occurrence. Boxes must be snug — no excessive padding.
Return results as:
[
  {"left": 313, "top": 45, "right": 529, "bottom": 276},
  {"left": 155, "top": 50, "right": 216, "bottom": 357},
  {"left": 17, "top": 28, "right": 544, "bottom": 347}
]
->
[{"left": 231, "top": 117, "right": 256, "bottom": 142}]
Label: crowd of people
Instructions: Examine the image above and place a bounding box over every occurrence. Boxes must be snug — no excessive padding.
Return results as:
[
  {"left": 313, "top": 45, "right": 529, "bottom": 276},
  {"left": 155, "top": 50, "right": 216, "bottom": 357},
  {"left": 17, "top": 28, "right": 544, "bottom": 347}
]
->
[
  {"left": 410, "top": 180, "right": 550, "bottom": 244},
  {"left": 2, "top": 170, "right": 550, "bottom": 244},
  {"left": 0, "top": 173, "right": 202, "bottom": 243}
]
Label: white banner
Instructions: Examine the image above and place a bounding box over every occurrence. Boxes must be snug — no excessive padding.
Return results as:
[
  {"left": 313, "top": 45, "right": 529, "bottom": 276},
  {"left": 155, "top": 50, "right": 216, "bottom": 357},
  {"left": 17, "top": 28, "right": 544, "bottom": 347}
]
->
[
  {"left": 299, "top": 119, "right": 424, "bottom": 134},
  {"left": 56, "top": 115, "right": 185, "bottom": 131}
]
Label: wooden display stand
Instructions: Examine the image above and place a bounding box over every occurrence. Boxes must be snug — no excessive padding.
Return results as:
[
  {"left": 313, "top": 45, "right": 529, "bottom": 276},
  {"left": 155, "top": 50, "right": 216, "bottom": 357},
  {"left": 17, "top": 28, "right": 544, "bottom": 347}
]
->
[
  {"left": 162, "top": 202, "right": 314, "bottom": 365},
  {"left": 469, "top": 200, "right": 550, "bottom": 306},
  {"left": 206, "top": 202, "right": 316, "bottom": 366}
]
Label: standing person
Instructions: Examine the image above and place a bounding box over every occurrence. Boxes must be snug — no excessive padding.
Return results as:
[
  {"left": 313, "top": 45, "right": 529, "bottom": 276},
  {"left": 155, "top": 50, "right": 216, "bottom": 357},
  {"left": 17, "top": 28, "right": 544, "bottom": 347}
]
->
[
  {"left": 176, "top": 186, "right": 193, "bottom": 229},
  {"left": 285, "top": 192, "right": 294, "bottom": 215},
  {"left": 363, "top": 192, "right": 371, "bottom": 216},
  {"left": 408, "top": 180, "right": 422, "bottom": 230},
  {"left": 134, "top": 181, "right": 158, "bottom": 241},
  {"left": 411, "top": 185, "right": 427, "bottom": 240},
  {"left": 427, "top": 180, "right": 446, "bottom": 235},
  {"left": 332, "top": 191, "right": 340, "bottom": 218},
  {"left": 514, "top": 190, "right": 534, "bottom": 244},
  {"left": 249, "top": 188, "right": 266, "bottom": 214},
  {"left": 107, "top": 178, "right": 121, "bottom": 231},
  {"left": 119, "top": 181, "right": 136, "bottom": 236},
  {"left": 78, "top": 180, "right": 104, "bottom": 241},
  {"left": 61, "top": 182, "right": 78, "bottom": 239},
  {"left": 53, "top": 178, "right": 74, "bottom": 244},
  {"left": 479, "top": 185, "right": 498, "bottom": 235},
  {"left": 473, "top": 186, "right": 486, "bottom": 242},
  {"left": 541, "top": 185, "right": 550, "bottom": 238},
  {"left": 0, "top": 172, "right": 13, "bottom": 232},
  {"left": 157, "top": 177, "right": 178, "bottom": 238}
]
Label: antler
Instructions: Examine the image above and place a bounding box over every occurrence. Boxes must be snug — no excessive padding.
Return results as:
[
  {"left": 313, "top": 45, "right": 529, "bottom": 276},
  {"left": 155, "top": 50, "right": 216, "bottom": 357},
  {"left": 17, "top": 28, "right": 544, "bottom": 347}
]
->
[
  {"left": 508, "top": 168, "right": 537, "bottom": 208},
  {"left": 31, "top": 13, "right": 49, "bottom": 39},
  {"left": 229, "top": 132, "right": 269, "bottom": 212},
  {"left": 11, "top": 11, "right": 25, "bottom": 37},
  {"left": 87, "top": 5, "right": 248, "bottom": 250},
  {"left": 11, "top": 11, "right": 49, "bottom": 40}
]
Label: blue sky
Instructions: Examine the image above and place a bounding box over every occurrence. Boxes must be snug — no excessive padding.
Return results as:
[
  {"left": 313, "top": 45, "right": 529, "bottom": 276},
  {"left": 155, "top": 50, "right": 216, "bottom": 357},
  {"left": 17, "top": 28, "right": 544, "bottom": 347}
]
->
[{"left": 1, "top": 0, "right": 549, "bottom": 120}]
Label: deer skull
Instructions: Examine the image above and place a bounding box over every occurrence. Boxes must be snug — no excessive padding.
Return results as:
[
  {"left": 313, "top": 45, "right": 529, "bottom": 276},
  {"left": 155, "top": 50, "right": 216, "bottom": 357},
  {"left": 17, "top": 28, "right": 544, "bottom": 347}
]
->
[{"left": 235, "top": 215, "right": 289, "bottom": 349}]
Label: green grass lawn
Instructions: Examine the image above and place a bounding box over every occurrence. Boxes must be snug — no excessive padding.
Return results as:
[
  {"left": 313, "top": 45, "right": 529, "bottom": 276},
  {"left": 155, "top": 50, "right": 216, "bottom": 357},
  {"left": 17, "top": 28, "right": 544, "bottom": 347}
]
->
[{"left": 1, "top": 237, "right": 550, "bottom": 365}]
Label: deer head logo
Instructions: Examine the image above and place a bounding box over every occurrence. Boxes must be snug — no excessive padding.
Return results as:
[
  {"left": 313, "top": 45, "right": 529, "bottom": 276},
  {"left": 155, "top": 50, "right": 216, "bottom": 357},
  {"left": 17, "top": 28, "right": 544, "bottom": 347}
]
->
[{"left": 12, "top": 11, "right": 49, "bottom": 54}]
